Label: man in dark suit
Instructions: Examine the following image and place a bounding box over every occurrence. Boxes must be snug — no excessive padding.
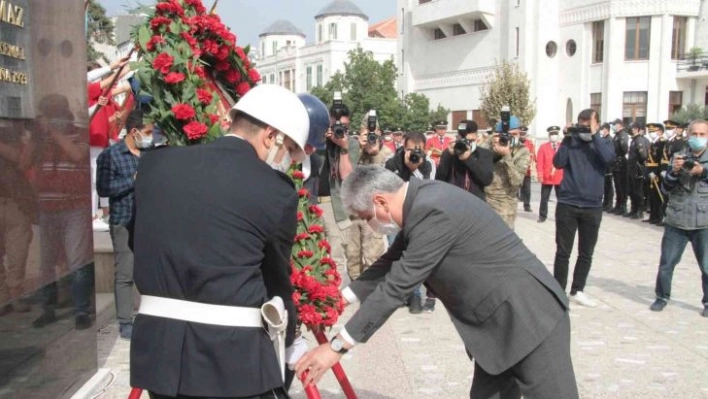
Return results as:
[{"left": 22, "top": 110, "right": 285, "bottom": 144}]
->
[
  {"left": 295, "top": 166, "right": 578, "bottom": 398},
  {"left": 130, "top": 85, "right": 310, "bottom": 399}
]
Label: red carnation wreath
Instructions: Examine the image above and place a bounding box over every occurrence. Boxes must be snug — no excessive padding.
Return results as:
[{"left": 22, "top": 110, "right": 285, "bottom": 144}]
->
[{"left": 131, "top": 0, "right": 261, "bottom": 146}]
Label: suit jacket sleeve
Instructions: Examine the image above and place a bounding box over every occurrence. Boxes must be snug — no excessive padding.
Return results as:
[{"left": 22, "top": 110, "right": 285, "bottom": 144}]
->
[
  {"left": 347, "top": 233, "right": 405, "bottom": 301},
  {"left": 462, "top": 148, "right": 494, "bottom": 187},
  {"left": 345, "top": 207, "right": 456, "bottom": 343},
  {"left": 262, "top": 189, "right": 299, "bottom": 347},
  {"left": 435, "top": 151, "right": 452, "bottom": 182}
]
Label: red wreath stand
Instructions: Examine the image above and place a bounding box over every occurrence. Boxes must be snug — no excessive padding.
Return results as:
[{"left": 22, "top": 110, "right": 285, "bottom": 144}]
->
[{"left": 127, "top": 327, "right": 357, "bottom": 399}]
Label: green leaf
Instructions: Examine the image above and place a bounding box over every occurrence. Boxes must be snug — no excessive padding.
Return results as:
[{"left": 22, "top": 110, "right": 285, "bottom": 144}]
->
[{"left": 137, "top": 25, "right": 151, "bottom": 50}]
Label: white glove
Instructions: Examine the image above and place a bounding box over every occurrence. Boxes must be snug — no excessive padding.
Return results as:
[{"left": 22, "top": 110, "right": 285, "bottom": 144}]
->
[
  {"left": 649, "top": 172, "right": 656, "bottom": 180},
  {"left": 660, "top": 170, "right": 667, "bottom": 179},
  {"left": 285, "top": 336, "right": 308, "bottom": 370}
]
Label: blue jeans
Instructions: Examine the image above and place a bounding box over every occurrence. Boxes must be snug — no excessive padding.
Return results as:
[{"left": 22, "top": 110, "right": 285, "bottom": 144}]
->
[{"left": 654, "top": 225, "right": 708, "bottom": 305}]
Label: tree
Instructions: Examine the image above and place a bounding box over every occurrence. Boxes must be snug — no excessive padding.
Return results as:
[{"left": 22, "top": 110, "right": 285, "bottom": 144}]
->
[
  {"left": 670, "top": 103, "right": 706, "bottom": 124},
  {"left": 479, "top": 60, "right": 536, "bottom": 126},
  {"left": 400, "top": 93, "right": 430, "bottom": 132},
  {"left": 86, "top": 0, "right": 115, "bottom": 62},
  {"left": 429, "top": 104, "right": 450, "bottom": 129}
]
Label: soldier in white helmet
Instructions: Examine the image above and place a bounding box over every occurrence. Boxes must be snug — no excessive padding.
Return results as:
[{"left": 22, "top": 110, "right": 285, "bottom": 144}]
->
[{"left": 129, "top": 85, "right": 309, "bottom": 399}]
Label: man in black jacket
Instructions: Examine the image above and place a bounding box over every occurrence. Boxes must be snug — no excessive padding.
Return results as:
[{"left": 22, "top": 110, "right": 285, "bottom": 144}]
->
[
  {"left": 626, "top": 122, "right": 650, "bottom": 219},
  {"left": 130, "top": 85, "right": 310, "bottom": 399},
  {"left": 610, "top": 119, "right": 630, "bottom": 214},
  {"left": 436, "top": 120, "right": 494, "bottom": 200}
]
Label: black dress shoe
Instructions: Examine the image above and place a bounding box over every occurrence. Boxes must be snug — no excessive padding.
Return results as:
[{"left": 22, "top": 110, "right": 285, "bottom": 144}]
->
[
  {"left": 537, "top": 217, "right": 546, "bottom": 223},
  {"left": 32, "top": 311, "right": 57, "bottom": 328},
  {"left": 650, "top": 299, "right": 667, "bottom": 312},
  {"left": 408, "top": 298, "right": 423, "bottom": 314},
  {"left": 524, "top": 207, "right": 532, "bottom": 212},
  {"left": 75, "top": 315, "right": 93, "bottom": 330},
  {"left": 656, "top": 222, "right": 665, "bottom": 227}
]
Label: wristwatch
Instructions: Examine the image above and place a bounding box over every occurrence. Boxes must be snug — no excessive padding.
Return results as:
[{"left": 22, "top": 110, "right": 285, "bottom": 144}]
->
[
  {"left": 330, "top": 336, "right": 348, "bottom": 354},
  {"left": 339, "top": 147, "right": 349, "bottom": 155}
]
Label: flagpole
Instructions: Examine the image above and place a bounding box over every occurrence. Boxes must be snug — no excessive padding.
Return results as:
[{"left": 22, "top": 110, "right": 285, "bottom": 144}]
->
[
  {"left": 209, "top": 0, "right": 219, "bottom": 14},
  {"left": 89, "top": 47, "right": 136, "bottom": 123}
]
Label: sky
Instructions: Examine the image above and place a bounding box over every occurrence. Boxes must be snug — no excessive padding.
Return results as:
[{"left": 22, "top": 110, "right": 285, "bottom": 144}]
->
[{"left": 98, "top": 0, "right": 396, "bottom": 49}]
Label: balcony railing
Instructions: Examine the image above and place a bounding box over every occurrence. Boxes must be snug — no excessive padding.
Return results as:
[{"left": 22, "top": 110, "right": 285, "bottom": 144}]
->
[{"left": 676, "top": 56, "right": 708, "bottom": 73}]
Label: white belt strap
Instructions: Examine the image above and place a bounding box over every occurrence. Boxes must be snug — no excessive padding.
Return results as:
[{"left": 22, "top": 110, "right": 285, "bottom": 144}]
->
[
  {"left": 138, "top": 295, "right": 288, "bottom": 382},
  {"left": 138, "top": 295, "right": 262, "bottom": 328}
]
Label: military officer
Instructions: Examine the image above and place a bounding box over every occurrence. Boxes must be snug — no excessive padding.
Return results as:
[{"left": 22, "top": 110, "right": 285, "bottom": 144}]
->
[
  {"left": 644, "top": 123, "right": 667, "bottom": 225},
  {"left": 626, "top": 122, "right": 650, "bottom": 220},
  {"left": 426, "top": 121, "right": 453, "bottom": 167}
]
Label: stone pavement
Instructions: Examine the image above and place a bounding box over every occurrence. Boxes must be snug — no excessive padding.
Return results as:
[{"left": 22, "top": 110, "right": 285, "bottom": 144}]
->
[{"left": 94, "top": 182, "right": 708, "bottom": 399}]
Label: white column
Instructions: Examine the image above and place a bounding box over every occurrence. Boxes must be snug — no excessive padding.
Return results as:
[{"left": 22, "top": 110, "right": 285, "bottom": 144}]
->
[
  {"left": 656, "top": 14, "right": 674, "bottom": 121},
  {"left": 604, "top": 17, "right": 625, "bottom": 121},
  {"left": 646, "top": 15, "right": 664, "bottom": 122}
]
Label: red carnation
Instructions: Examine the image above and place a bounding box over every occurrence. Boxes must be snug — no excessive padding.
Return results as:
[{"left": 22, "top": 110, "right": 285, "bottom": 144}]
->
[
  {"left": 208, "top": 114, "right": 219, "bottom": 124},
  {"left": 155, "top": 1, "right": 184, "bottom": 16},
  {"left": 180, "top": 32, "right": 198, "bottom": 49},
  {"left": 248, "top": 69, "right": 261, "bottom": 83},
  {"left": 215, "top": 61, "right": 230, "bottom": 72},
  {"left": 294, "top": 232, "right": 311, "bottom": 242},
  {"left": 236, "top": 82, "right": 251, "bottom": 96},
  {"left": 172, "top": 103, "right": 196, "bottom": 120},
  {"left": 292, "top": 291, "right": 302, "bottom": 304},
  {"left": 203, "top": 39, "right": 219, "bottom": 55},
  {"left": 235, "top": 46, "right": 246, "bottom": 60},
  {"left": 150, "top": 16, "right": 171, "bottom": 30},
  {"left": 196, "top": 88, "right": 213, "bottom": 104},
  {"left": 216, "top": 46, "right": 230, "bottom": 61},
  {"left": 185, "top": 0, "right": 206, "bottom": 14},
  {"left": 320, "top": 257, "right": 336, "bottom": 268},
  {"left": 292, "top": 170, "right": 305, "bottom": 180},
  {"left": 296, "top": 211, "right": 304, "bottom": 222},
  {"left": 152, "top": 52, "right": 173, "bottom": 74},
  {"left": 308, "top": 225, "right": 324, "bottom": 234},
  {"left": 224, "top": 69, "right": 241, "bottom": 83},
  {"left": 183, "top": 121, "right": 209, "bottom": 140},
  {"left": 318, "top": 240, "right": 331, "bottom": 253},
  {"left": 297, "top": 250, "right": 314, "bottom": 258},
  {"left": 297, "top": 188, "right": 310, "bottom": 198},
  {"left": 164, "top": 72, "right": 185, "bottom": 84},
  {"left": 309, "top": 205, "right": 324, "bottom": 218},
  {"left": 193, "top": 66, "right": 206, "bottom": 78},
  {"left": 146, "top": 35, "right": 166, "bottom": 51}
]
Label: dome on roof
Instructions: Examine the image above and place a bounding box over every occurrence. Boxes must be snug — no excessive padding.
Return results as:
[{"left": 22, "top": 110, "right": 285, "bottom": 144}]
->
[
  {"left": 315, "top": 0, "right": 368, "bottom": 20},
  {"left": 259, "top": 20, "right": 306, "bottom": 38}
]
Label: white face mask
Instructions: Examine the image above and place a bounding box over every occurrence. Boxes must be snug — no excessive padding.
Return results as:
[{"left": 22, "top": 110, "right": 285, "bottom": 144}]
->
[
  {"left": 648, "top": 132, "right": 657, "bottom": 141},
  {"left": 134, "top": 131, "right": 154, "bottom": 149},
  {"left": 368, "top": 203, "right": 401, "bottom": 236},
  {"left": 265, "top": 132, "right": 292, "bottom": 172},
  {"left": 549, "top": 134, "right": 559, "bottom": 143}
]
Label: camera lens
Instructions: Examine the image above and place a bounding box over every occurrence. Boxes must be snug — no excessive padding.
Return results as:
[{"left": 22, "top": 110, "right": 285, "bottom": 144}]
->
[{"left": 367, "top": 132, "right": 378, "bottom": 144}]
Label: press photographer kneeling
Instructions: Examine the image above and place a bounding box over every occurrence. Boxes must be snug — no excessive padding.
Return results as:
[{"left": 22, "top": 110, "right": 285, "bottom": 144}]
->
[
  {"left": 651, "top": 120, "right": 708, "bottom": 316},
  {"left": 436, "top": 120, "right": 493, "bottom": 201}
]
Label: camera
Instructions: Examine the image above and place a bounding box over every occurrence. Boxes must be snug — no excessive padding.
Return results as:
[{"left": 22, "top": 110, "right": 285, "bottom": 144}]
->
[
  {"left": 409, "top": 146, "right": 424, "bottom": 164},
  {"left": 499, "top": 105, "right": 511, "bottom": 146},
  {"left": 681, "top": 153, "right": 698, "bottom": 171},
  {"left": 331, "top": 91, "right": 347, "bottom": 139},
  {"left": 366, "top": 110, "right": 378, "bottom": 145},
  {"left": 567, "top": 124, "right": 592, "bottom": 135},
  {"left": 454, "top": 122, "right": 473, "bottom": 155}
]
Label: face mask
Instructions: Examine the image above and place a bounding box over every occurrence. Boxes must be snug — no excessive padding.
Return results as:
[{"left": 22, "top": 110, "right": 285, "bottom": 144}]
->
[
  {"left": 134, "top": 131, "right": 154, "bottom": 149},
  {"left": 578, "top": 133, "right": 593, "bottom": 142},
  {"left": 549, "top": 134, "right": 559, "bottom": 143},
  {"left": 384, "top": 135, "right": 392, "bottom": 142},
  {"left": 648, "top": 133, "right": 657, "bottom": 141},
  {"left": 368, "top": 203, "right": 401, "bottom": 236},
  {"left": 519, "top": 136, "right": 527, "bottom": 143},
  {"left": 665, "top": 129, "right": 674, "bottom": 139},
  {"left": 469, "top": 142, "right": 477, "bottom": 153},
  {"left": 688, "top": 136, "right": 708, "bottom": 151},
  {"left": 611, "top": 125, "right": 617, "bottom": 133}
]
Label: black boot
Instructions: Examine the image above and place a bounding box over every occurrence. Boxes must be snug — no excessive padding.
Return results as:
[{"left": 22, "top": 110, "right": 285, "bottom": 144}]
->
[{"left": 631, "top": 211, "right": 644, "bottom": 220}]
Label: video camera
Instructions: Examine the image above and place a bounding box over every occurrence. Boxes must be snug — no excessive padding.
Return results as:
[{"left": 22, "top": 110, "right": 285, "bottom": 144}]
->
[
  {"left": 331, "top": 91, "right": 348, "bottom": 138},
  {"left": 454, "top": 122, "right": 473, "bottom": 156},
  {"left": 366, "top": 110, "right": 378, "bottom": 145},
  {"left": 499, "top": 105, "right": 511, "bottom": 146},
  {"left": 567, "top": 124, "right": 592, "bottom": 135}
]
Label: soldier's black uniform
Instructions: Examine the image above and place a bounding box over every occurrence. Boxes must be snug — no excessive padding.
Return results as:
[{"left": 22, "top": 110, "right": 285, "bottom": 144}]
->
[
  {"left": 644, "top": 123, "right": 667, "bottom": 224},
  {"left": 626, "top": 127, "right": 650, "bottom": 219},
  {"left": 611, "top": 129, "right": 630, "bottom": 214},
  {"left": 602, "top": 132, "right": 615, "bottom": 211}
]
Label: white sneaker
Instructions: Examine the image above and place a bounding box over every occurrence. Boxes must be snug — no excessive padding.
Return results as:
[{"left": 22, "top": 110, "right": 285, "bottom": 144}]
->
[
  {"left": 92, "top": 218, "right": 110, "bottom": 232},
  {"left": 569, "top": 291, "right": 597, "bottom": 308}
]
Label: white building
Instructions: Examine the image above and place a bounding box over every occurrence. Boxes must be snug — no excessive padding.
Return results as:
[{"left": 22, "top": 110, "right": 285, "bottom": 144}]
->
[
  {"left": 398, "top": 0, "right": 708, "bottom": 134},
  {"left": 256, "top": 0, "right": 397, "bottom": 93}
]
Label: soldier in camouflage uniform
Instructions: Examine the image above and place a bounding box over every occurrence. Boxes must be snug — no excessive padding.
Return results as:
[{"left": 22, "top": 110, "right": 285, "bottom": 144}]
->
[{"left": 480, "top": 115, "right": 530, "bottom": 229}]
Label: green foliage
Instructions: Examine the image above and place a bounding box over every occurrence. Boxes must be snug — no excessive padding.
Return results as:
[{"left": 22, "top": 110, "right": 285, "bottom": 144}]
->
[
  {"left": 429, "top": 104, "right": 450, "bottom": 128},
  {"left": 479, "top": 60, "right": 536, "bottom": 126},
  {"left": 399, "top": 93, "right": 429, "bottom": 132},
  {"left": 670, "top": 103, "right": 708, "bottom": 124},
  {"left": 86, "top": 0, "right": 115, "bottom": 62}
]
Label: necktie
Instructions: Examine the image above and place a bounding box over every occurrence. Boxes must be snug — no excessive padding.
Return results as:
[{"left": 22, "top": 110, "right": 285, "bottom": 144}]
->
[
  {"left": 439, "top": 137, "right": 444, "bottom": 145},
  {"left": 552, "top": 143, "right": 557, "bottom": 151}
]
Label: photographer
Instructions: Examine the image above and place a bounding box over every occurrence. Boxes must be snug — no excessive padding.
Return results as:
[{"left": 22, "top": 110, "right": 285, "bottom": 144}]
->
[
  {"left": 319, "top": 98, "right": 362, "bottom": 281},
  {"left": 480, "top": 115, "right": 530, "bottom": 229},
  {"left": 626, "top": 122, "right": 650, "bottom": 219},
  {"left": 344, "top": 112, "right": 391, "bottom": 281},
  {"left": 650, "top": 120, "right": 708, "bottom": 316},
  {"left": 436, "top": 120, "right": 493, "bottom": 200},
  {"left": 552, "top": 109, "right": 615, "bottom": 307}
]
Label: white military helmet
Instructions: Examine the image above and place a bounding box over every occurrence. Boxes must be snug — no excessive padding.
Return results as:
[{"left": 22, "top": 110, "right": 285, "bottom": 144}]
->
[{"left": 230, "top": 84, "right": 309, "bottom": 162}]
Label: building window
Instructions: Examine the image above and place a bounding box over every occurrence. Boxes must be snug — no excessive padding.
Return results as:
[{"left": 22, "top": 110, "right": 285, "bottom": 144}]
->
[
  {"left": 473, "top": 19, "right": 488, "bottom": 32},
  {"left": 472, "top": 110, "right": 488, "bottom": 129},
  {"left": 623, "top": 91, "right": 648, "bottom": 125},
  {"left": 318, "top": 24, "right": 322, "bottom": 43},
  {"left": 286, "top": 40, "right": 292, "bottom": 47},
  {"left": 329, "top": 23, "right": 338, "bottom": 40},
  {"left": 272, "top": 41, "right": 278, "bottom": 54},
  {"left": 590, "top": 93, "right": 602, "bottom": 120},
  {"left": 419, "top": 0, "right": 431, "bottom": 4},
  {"left": 261, "top": 42, "right": 265, "bottom": 57},
  {"left": 566, "top": 98, "right": 573, "bottom": 124},
  {"left": 306, "top": 66, "right": 313, "bottom": 91},
  {"left": 270, "top": 74, "right": 275, "bottom": 84},
  {"left": 515, "top": 27, "right": 519, "bottom": 57},
  {"left": 625, "top": 17, "right": 651, "bottom": 60},
  {"left": 283, "top": 70, "right": 291, "bottom": 90},
  {"left": 672, "top": 16, "right": 687, "bottom": 60},
  {"left": 400, "top": 8, "right": 405, "bottom": 34},
  {"left": 316, "top": 64, "right": 323, "bottom": 86},
  {"left": 669, "top": 91, "right": 683, "bottom": 115},
  {"left": 453, "top": 24, "right": 466, "bottom": 36},
  {"left": 452, "top": 111, "right": 467, "bottom": 131},
  {"left": 351, "top": 23, "right": 357, "bottom": 41},
  {"left": 434, "top": 28, "right": 446, "bottom": 40},
  {"left": 401, "top": 49, "right": 405, "bottom": 70},
  {"left": 546, "top": 41, "right": 558, "bottom": 58},
  {"left": 592, "top": 21, "right": 604, "bottom": 63},
  {"left": 566, "top": 40, "right": 577, "bottom": 57}
]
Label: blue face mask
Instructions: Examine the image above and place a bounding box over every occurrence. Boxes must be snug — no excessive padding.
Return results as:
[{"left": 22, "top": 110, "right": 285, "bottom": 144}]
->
[{"left": 688, "top": 136, "right": 707, "bottom": 151}]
